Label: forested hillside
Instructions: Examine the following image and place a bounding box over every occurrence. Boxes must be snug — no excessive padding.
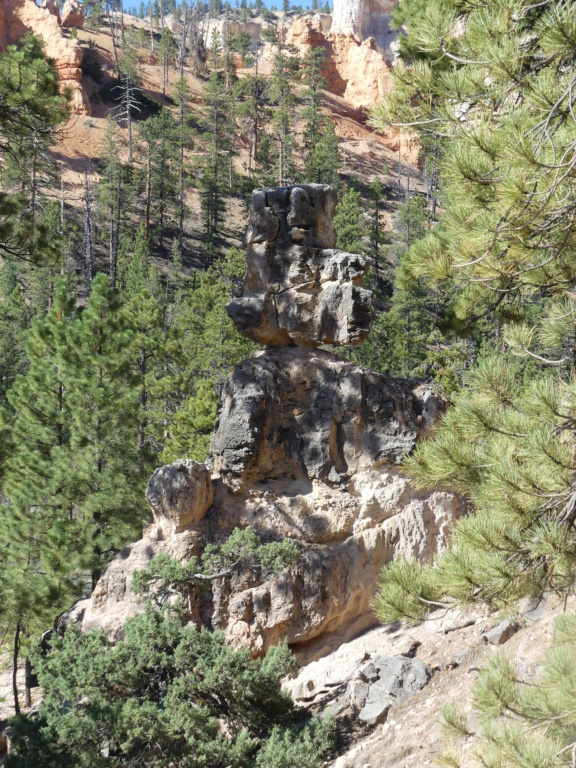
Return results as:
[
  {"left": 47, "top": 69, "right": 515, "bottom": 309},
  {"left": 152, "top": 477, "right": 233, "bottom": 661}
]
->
[{"left": 2, "top": 0, "right": 576, "bottom": 765}]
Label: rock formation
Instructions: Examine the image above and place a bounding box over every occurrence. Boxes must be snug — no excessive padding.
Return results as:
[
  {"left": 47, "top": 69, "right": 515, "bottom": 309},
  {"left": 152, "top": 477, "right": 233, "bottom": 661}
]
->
[
  {"left": 286, "top": 13, "right": 395, "bottom": 110},
  {"left": 60, "top": 0, "right": 84, "bottom": 28},
  {"left": 330, "top": 0, "right": 398, "bottom": 56},
  {"left": 71, "top": 184, "right": 462, "bottom": 660},
  {"left": 40, "top": 0, "right": 60, "bottom": 24},
  {"left": 226, "top": 185, "right": 371, "bottom": 347},
  {"left": 0, "top": 0, "right": 90, "bottom": 115}
]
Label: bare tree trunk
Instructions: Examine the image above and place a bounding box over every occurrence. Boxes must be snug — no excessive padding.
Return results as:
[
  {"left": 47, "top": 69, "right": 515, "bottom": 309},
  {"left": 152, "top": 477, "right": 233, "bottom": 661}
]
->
[
  {"left": 145, "top": 149, "right": 151, "bottom": 237},
  {"left": 12, "top": 621, "right": 21, "bottom": 717},
  {"left": 107, "top": 0, "right": 120, "bottom": 74},
  {"left": 179, "top": 93, "right": 186, "bottom": 247},
  {"left": 24, "top": 657, "right": 32, "bottom": 708},
  {"left": 112, "top": 168, "right": 121, "bottom": 287},
  {"left": 149, "top": 7, "right": 155, "bottom": 55},
  {"left": 60, "top": 176, "right": 65, "bottom": 235},
  {"left": 138, "top": 350, "right": 147, "bottom": 452},
  {"left": 30, "top": 134, "right": 38, "bottom": 219},
  {"left": 247, "top": 118, "right": 253, "bottom": 180},
  {"left": 120, "top": 0, "right": 125, "bottom": 45},
  {"left": 84, "top": 170, "right": 94, "bottom": 283},
  {"left": 126, "top": 72, "right": 133, "bottom": 162}
]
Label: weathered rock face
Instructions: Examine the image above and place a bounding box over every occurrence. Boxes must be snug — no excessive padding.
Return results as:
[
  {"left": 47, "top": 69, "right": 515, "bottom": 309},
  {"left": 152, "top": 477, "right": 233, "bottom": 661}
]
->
[
  {"left": 71, "top": 184, "right": 462, "bottom": 661},
  {"left": 330, "top": 0, "right": 398, "bottom": 55},
  {"left": 75, "top": 382, "right": 460, "bottom": 656},
  {"left": 60, "top": 0, "right": 84, "bottom": 28},
  {"left": 210, "top": 346, "right": 439, "bottom": 488},
  {"left": 286, "top": 7, "right": 398, "bottom": 110},
  {"left": 40, "top": 0, "right": 60, "bottom": 23},
  {"left": 226, "top": 185, "right": 372, "bottom": 347},
  {"left": 146, "top": 460, "right": 213, "bottom": 537},
  {"left": 0, "top": 0, "right": 90, "bottom": 115}
]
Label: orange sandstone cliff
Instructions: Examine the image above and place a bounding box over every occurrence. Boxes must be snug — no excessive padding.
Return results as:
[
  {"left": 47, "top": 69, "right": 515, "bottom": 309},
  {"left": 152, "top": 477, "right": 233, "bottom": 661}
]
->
[{"left": 0, "top": 0, "right": 90, "bottom": 114}]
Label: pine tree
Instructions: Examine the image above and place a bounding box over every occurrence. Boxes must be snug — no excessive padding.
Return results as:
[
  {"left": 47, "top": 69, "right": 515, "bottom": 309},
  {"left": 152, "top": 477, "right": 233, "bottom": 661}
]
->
[
  {"left": 173, "top": 78, "right": 195, "bottom": 248},
  {"left": 0, "top": 283, "right": 80, "bottom": 713},
  {"left": 369, "top": 0, "right": 576, "bottom": 626},
  {"left": 334, "top": 187, "right": 366, "bottom": 254},
  {"left": 161, "top": 378, "right": 218, "bottom": 462},
  {"left": 235, "top": 73, "right": 271, "bottom": 182},
  {"left": 97, "top": 116, "right": 124, "bottom": 286},
  {"left": 168, "top": 248, "right": 257, "bottom": 444},
  {"left": 0, "top": 261, "right": 32, "bottom": 408},
  {"left": 300, "top": 46, "right": 340, "bottom": 184},
  {"left": 0, "top": 34, "right": 68, "bottom": 265},
  {"left": 57, "top": 275, "right": 152, "bottom": 584},
  {"left": 139, "top": 109, "right": 178, "bottom": 250},
  {"left": 5, "top": 602, "right": 334, "bottom": 767},
  {"left": 199, "top": 49, "right": 233, "bottom": 251},
  {"left": 268, "top": 44, "right": 300, "bottom": 185},
  {"left": 305, "top": 122, "right": 340, "bottom": 186},
  {"left": 159, "top": 26, "right": 177, "bottom": 96},
  {"left": 113, "top": 28, "right": 142, "bottom": 163},
  {"left": 432, "top": 613, "right": 576, "bottom": 768}
]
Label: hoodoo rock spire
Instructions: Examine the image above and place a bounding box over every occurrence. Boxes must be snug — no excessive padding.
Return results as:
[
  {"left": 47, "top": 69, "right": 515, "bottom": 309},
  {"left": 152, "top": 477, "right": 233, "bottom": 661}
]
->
[{"left": 70, "top": 186, "right": 462, "bottom": 663}]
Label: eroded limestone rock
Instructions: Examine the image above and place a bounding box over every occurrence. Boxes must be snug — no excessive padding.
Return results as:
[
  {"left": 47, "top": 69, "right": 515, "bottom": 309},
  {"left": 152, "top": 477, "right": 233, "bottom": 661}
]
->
[
  {"left": 285, "top": 9, "right": 397, "bottom": 110},
  {"left": 70, "top": 185, "right": 462, "bottom": 660},
  {"left": 146, "top": 460, "right": 213, "bottom": 537},
  {"left": 73, "top": 353, "right": 461, "bottom": 657},
  {"left": 330, "top": 0, "right": 397, "bottom": 55},
  {"left": 210, "top": 346, "right": 440, "bottom": 489},
  {"left": 226, "top": 185, "right": 372, "bottom": 347},
  {"left": 60, "top": 0, "right": 84, "bottom": 28}
]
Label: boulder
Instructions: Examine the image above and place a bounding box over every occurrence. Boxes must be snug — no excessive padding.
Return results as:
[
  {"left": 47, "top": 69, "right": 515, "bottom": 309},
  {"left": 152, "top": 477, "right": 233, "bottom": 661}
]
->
[
  {"left": 356, "top": 656, "right": 432, "bottom": 724},
  {"left": 226, "top": 185, "right": 372, "bottom": 347},
  {"left": 146, "top": 460, "right": 214, "bottom": 537},
  {"left": 60, "top": 0, "right": 84, "bottom": 28},
  {"left": 286, "top": 645, "right": 432, "bottom": 727},
  {"left": 482, "top": 619, "right": 520, "bottom": 646}
]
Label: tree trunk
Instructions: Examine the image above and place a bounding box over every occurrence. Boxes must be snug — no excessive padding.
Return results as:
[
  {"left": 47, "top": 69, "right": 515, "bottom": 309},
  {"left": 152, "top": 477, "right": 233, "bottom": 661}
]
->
[
  {"left": 112, "top": 167, "right": 121, "bottom": 287},
  {"left": 125, "top": 73, "right": 134, "bottom": 164},
  {"left": 24, "top": 657, "right": 33, "bottom": 708},
  {"left": 85, "top": 170, "right": 94, "bottom": 283},
  {"left": 12, "top": 621, "right": 21, "bottom": 716},
  {"left": 138, "top": 350, "right": 147, "bottom": 452}
]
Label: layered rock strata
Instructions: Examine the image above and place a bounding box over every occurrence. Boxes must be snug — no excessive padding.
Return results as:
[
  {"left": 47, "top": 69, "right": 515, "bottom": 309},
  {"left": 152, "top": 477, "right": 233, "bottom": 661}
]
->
[
  {"left": 72, "top": 185, "right": 462, "bottom": 660},
  {"left": 0, "top": 0, "right": 90, "bottom": 114}
]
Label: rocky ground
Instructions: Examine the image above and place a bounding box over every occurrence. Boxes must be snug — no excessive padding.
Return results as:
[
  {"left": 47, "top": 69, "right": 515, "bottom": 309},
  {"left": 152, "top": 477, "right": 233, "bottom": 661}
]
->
[{"left": 299, "top": 595, "right": 566, "bottom": 767}]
